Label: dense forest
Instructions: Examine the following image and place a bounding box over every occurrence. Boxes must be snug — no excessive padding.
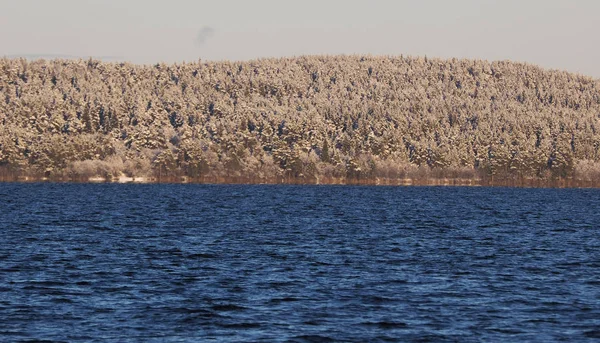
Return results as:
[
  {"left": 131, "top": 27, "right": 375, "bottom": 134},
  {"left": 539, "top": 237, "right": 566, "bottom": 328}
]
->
[{"left": 1, "top": 55, "right": 600, "bottom": 186}]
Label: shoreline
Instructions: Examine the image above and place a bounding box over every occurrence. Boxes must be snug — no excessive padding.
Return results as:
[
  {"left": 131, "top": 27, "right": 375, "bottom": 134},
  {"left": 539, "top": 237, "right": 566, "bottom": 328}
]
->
[{"left": 1, "top": 175, "right": 599, "bottom": 189}]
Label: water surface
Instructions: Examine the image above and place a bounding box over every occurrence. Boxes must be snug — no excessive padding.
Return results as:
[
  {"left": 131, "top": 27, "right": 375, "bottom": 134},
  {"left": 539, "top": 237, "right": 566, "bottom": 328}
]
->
[{"left": 1, "top": 184, "right": 599, "bottom": 342}]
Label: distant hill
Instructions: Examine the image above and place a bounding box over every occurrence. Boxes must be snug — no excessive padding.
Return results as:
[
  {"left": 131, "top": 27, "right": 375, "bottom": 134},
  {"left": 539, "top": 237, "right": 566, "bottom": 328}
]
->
[{"left": 1, "top": 55, "right": 599, "bottom": 186}]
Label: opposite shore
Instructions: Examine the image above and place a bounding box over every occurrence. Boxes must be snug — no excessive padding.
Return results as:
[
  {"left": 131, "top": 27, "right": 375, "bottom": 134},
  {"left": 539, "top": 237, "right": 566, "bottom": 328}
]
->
[
  {"left": 2, "top": 174, "right": 599, "bottom": 188},
  {"left": 2, "top": 56, "right": 600, "bottom": 187}
]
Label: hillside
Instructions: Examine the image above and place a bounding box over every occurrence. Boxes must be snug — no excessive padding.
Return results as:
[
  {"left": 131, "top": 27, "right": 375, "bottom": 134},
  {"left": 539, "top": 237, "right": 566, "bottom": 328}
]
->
[{"left": 1, "top": 55, "right": 600, "bottom": 185}]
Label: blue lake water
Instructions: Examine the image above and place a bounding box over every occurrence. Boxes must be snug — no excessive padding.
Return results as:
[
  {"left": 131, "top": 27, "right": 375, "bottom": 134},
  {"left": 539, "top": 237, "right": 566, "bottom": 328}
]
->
[{"left": 1, "top": 184, "right": 599, "bottom": 342}]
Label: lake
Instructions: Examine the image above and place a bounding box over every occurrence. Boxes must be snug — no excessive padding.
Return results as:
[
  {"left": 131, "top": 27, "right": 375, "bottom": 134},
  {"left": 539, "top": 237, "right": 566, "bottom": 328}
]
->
[{"left": 1, "top": 184, "right": 599, "bottom": 342}]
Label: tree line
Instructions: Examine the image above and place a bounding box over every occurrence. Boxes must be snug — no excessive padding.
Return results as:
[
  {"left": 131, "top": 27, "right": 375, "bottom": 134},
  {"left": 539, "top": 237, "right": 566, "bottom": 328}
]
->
[{"left": 1, "top": 55, "right": 600, "bottom": 185}]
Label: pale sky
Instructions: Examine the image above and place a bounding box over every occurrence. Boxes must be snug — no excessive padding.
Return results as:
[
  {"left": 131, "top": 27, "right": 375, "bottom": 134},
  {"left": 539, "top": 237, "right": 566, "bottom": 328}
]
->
[{"left": 1, "top": 0, "right": 599, "bottom": 77}]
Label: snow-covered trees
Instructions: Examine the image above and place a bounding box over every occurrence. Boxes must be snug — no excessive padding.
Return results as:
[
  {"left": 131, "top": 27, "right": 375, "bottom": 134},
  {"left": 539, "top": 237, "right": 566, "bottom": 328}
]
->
[{"left": 0, "top": 55, "right": 599, "bottom": 185}]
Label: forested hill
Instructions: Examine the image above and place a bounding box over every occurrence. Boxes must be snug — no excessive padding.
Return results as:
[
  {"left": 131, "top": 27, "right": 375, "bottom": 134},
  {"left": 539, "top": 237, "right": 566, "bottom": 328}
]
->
[{"left": 1, "top": 55, "right": 600, "bottom": 185}]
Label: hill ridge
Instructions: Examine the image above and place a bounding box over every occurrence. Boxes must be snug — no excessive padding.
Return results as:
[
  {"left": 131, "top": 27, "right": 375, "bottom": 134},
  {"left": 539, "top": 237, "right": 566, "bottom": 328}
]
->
[{"left": 1, "top": 55, "right": 599, "bottom": 185}]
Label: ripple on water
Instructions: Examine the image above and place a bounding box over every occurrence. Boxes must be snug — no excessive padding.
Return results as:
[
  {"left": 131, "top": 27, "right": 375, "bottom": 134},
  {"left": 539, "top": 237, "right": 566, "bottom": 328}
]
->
[{"left": 0, "top": 184, "right": 599, "bottom": 342}]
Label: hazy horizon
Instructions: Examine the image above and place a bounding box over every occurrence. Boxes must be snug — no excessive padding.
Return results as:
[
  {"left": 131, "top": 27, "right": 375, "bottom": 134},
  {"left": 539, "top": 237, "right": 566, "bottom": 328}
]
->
[{"left": 1, "top": 0, "right": 599, "bottom": 78}]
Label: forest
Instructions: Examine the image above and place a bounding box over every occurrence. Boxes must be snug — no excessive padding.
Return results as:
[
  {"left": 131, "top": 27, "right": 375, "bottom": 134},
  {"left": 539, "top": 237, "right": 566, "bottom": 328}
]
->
[{"left": 1, "top": 55, "right": 600, "bottom": 186}]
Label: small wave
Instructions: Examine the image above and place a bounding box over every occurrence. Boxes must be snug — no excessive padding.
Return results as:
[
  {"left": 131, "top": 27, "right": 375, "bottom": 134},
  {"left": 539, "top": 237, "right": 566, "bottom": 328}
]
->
[
  {"left": 265, "top": 281, "right": 298, "bottom": 289},
  {"left": 29, "top": 254, "right": 49, "bottom": 262},
  {"left": 211, "top": 304, "right": 247, "bottom": 311},
  {"left": 187, "top": 253, "right": 217, "bottom": 259},
  {"left": 585, "top": 330, "right": 600, "bottom": 338},
  {"left": 310, "top": 261, "right": 334, "bottom": 266},
  {"left": 489, "top": 328, "right": 525, "bottom": 334},
  {"left": 362, "top": 295, "right": 397, "bottom": 304},
  {"left": 1, "top": 266, "right": 26, "bottom": 273},
  {"left": 384, "top": 279, "right": 409, "bottom": 284},
  {"left": 27, "top": 280, "right": 65, "bottom": 287},
  {"left": 290, "top": 334, "right": 335, "bottom": 343},
  {"left": 166, "top": 307, "right": 213, "bottom": 315},
  {"left": 50, "top": 298, "right": 75, "bottom": 304},
  {"left": 361, "top": 321, "right": 408, "bottom": 329},
  {"left": 95, "top": 286, "right": 133, "bottom": 293},
  {"left": 89, "top": 225, "right": 113, "bottom": 231},
  {"left": 524, "top": 318, "right": 559, "bottom": 324},
  {"left": 269, "top": 297, "right": 301, "bottom": 304},
  {"left": 218, "top": 322, "right": 261, "bottom": 329}
]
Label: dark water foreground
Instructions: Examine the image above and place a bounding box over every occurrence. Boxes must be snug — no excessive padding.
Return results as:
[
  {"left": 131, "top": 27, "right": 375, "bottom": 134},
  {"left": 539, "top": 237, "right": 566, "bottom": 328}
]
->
[{"left": 1, "top": 184, "right": 599, "bottom": 342}]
